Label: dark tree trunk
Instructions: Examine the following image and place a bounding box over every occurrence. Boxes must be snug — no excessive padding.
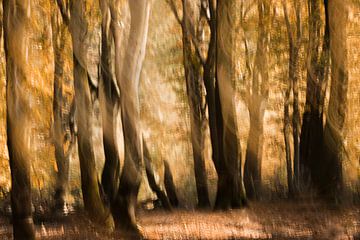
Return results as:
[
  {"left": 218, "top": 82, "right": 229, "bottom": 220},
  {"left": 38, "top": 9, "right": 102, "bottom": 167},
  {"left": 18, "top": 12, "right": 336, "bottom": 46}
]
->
[
  {"left": 284, "top": 74, "right": 295, "bottom": 197},
  {"left": 164, "top": 161, "right": 179, "bottom": 207},
  {"left": 110, "top": 0, "right": 150, "bottom": 235},
  {"left": 321, "top": 0, "right": 348, "bottom": 200},
  {"left": 180, "top": 4, "right": 210, "bottom": 208},
  {"left": 300, "top": 0, "right": 330, "bottom": 189},
  {"left": 3, "top": 0, "right": 36, "bottom": 238},
  {"left": 143, "top": 139, "right": 172, "bottom": 210},
  {"left": 215, "top": 0, "right": 246, "bottom": 210},
  {"left": 99, "top": 0, "right": 121, "bottom": 204}
]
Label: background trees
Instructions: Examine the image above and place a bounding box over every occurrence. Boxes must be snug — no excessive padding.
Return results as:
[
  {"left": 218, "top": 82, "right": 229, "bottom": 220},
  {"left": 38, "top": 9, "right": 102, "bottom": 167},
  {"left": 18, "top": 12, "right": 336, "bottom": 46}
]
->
[{"left": 0, "top": 0, "right": 359, "bottom": 238}]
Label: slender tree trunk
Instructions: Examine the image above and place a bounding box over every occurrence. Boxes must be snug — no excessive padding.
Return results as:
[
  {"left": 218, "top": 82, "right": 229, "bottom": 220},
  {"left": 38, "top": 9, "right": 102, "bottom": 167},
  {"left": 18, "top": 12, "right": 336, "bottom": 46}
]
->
[
  {"left": 284, "top": 74, "right": 294, "bottom": 197},
  {"left": 322, "top": 0, "right": 348, "bottom": 199},
  {"left": 283, "top": 1, "right": 302, "bottom": 192},
  {"left": 68, "top": 1, "right": 114, "bottom": 230},
  {"left": 3, "top": 0, "right": 36, "bottom": 238},
  {"left": 180, "top": 3, "right": 210, "bottom": 208},
  {"left": 216, "top": 0, "right": 246, "bottom": 210},
  {"left": 111, "top": 0, "right": 151, "bottom": 235},
  {"left": 244, "top": 0, "right": 270, "bottom": 199},
  {"left": 99, "top": 0, "right": 121, "bottom": 204},
  {"left": 143, "top": 139, "right": 172, "bottom": 210}
]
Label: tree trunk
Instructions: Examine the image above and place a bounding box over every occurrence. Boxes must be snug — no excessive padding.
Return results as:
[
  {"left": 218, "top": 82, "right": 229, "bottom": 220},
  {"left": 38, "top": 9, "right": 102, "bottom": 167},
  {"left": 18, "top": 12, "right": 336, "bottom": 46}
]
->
[
  {"left": 284, "top": 74, "right": 294, "bottom": 197},
  {"left": 3, "top": 0, "right": 36, "bottom": 238},
  {"left": 283, "top": 1, "right": 302, "bottom": 192},
  {"left": 99, "top": 0, "right": 121, "bottom": 204},
  {"left": 111, "top": 0, "right": 151, "bottom": 235},
  {"left": 143, "top": 139, "right": 172, "bottom": 210},
  {"left": 300, "top": 0, "right": 330, "bottom": 189},
  {"left": 244, "top": 0, "right": 270, "bottom": 199},
  {"left": 164, "top": 160, "right": 179, "bottom": 207},
  {"left": 68, "top": 0, "right": 114, "bottom": 230},
  {"left": 216, "top": 0, "right": 246, "bottom": 210},
  {"left": 51, "top": 9, "right": 75, "bottom": 212},
  {"left": 321, "top": 0, "right": 348, "bottom": 199},
  {"left": 180, "top": 4, "right": 210, "bottom": 208}
]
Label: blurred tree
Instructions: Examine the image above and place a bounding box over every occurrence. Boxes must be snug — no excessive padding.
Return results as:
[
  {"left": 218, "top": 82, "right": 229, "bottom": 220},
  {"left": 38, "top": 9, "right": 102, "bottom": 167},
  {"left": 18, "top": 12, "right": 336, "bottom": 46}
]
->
[
  {"left": 216, "top": 0, "right": 247, "bottom": 209},
  {"left": 282, "top": 0, "right": 303, "bottom": 194},
  {"left": 3, "top": 0, "right": 36, "bottom": 238},
  {"left": 56, "top": 0, "right": 115, "bottom": 230},
  {"left": 99, "top": 0, "right": 121, "bottom": 205},
  {"left": 322, "top": 0, "right": 348, "bottom": 199},
  {"left": 168, "top": 0, "right": 211, "bottom": 209},
  {"left": 243, "top": 0, "right": 271, "bottom": 200},
  {"left": 51, "top": 6, "right": 76, "bottom": 212},
  {"left": 300, "top": 0, "right": 330, "bottom": 190},
  {"left": 110, "top": 0, "right": 151, "bottom": 236}
]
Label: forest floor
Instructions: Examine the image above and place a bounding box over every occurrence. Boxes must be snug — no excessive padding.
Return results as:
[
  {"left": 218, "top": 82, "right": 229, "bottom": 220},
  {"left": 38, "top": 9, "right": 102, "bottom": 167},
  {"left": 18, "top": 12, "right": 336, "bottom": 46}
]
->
[{"left": 0, "top": 201, "right": 359, "bottom": 239}]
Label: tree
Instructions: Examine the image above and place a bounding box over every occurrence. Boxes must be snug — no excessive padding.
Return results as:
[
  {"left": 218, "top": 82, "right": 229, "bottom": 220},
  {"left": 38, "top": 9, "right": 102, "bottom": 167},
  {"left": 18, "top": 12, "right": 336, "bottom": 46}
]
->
[
  {"left": 322, "top": 0, "right": 348, "bottom": 199},
  {"left": 243, "top": 0, "right": 271, "bottom": 199},
  {"left": 282, "top": 0, "right": 303, "bottom": 193},
  {"left": 216, "top": 0, "right": 246, "bottom": 209},
  {"left": 110, "top": 0, "right": 151, "bottom": 235},
  {"left": 167, "top": 0, "right": 210, "bottom": 209},
  {"left": 299, "top": 0, "right": 330, "bottom": 191},
  {"left": 99, "top": 0, "right": 121, "bottom": 205},
  {"left": 51, "top": 6, "right": 76, "bottom": 211},
  {"left": 3, "top": 0, "right": 36, "bottom": 238},
  {"left": 56, "top": 0, "right": 114, "bottom": 230}
]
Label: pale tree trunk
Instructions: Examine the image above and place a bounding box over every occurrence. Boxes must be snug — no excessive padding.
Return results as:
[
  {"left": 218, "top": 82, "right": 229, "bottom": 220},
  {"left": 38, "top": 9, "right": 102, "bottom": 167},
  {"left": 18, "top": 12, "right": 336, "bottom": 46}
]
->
[
  {"left": 300, "top": 0, "right": 330, "bottom": 189},
  {"left": 322, "top": 0, "right": 348, "bottom": 200},
  {"left": 99, "top": 0, "right": 121, "bottom": 204},
  {"left": 244, "top": 0, "right": 270, "bottom": 199},
  {"left": 216, "top": 0, "right": 246, "bottom": 210},
  {"left": 51, "top": 9, "right": 75, "bottom": 212},
  {"left": 3, "top": 0, "right": 36, "bottom": 238},
  {"left": 110, "top": 0, "right": 151, "bottom": 235},
  {"left": 65, "top": 0, "right": 114, "bottom": 230}
]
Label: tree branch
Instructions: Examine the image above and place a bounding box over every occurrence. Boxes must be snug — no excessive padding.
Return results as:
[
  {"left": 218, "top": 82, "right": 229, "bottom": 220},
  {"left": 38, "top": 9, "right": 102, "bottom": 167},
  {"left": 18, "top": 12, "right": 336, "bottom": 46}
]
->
[{"left": 166, "top": 0, "right": 182, "bottom": 25}]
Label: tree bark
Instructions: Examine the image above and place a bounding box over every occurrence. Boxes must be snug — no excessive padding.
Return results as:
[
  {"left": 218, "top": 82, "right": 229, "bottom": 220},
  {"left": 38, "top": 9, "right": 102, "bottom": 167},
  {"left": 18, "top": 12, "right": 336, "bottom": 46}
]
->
[
  {"left": 110, "top": 0, "right": 151, "bottom": 235},
  {"left": 99, "top": 0, "right": 121, "bottom": 204},
  {"left": 321, "top": 0, "right": 348, "bottom": 199},
  {"left": 244, "top": 0, "right": 270, "bottom": 199},
  {"left": 216, "top": 0, "right": 246, "bottom": 210},
  {"left": 3, "top": 0, "right": 36, "bottom": 238},
  {"left": 67, "top": 0, "right": 114, "bottom": 230}
]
